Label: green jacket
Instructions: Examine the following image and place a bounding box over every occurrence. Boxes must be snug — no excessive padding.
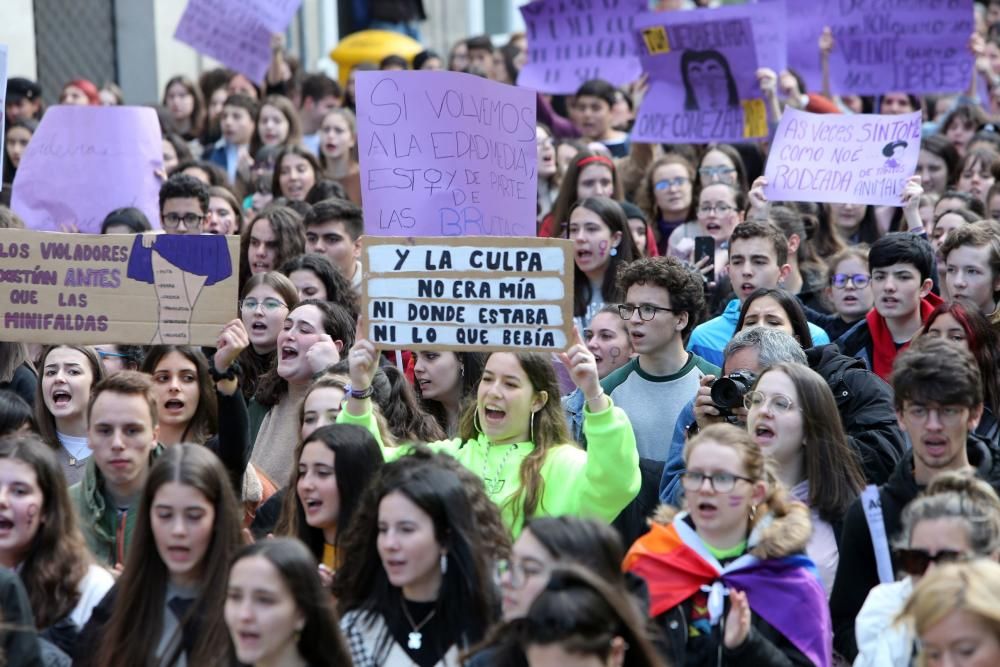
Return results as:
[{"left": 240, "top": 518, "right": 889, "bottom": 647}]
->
[
  {"left": 68, "top": 445, "right": 164, "bottom": 567},
  {"left": 339, "top": 400, "right": 641, "bottom": 536}
]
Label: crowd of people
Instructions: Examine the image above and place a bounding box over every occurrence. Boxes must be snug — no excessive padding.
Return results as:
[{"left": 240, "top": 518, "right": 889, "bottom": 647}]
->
[{"left": 5, "top": 0, "right": 1000, "bottom": 666}]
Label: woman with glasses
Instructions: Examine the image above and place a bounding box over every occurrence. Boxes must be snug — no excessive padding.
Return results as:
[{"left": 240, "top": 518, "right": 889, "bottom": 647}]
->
[
  {"left": 625, "top": 423, "right": 832, "bottom": 666},
  {"left": 855, "top": 470, "right": 1000, "bottom": 667},
  {"left": 238, "top": 272, "right": 299, "bottom": 404},
  {"left": 697, "top": 144, "right": 749, "bottom": 192},
  {"left": 636, "top": 154, "right": 698, "bottom": 255},
  {"left": 745, "top": 363, "right": 865, "bottom": 595},
  {"left": 681, "top": 182, "right": 747, "bottom": 282},
  {"left": 569, "top": 197, "right": 638, "bottom": 331},
  {"left": 823, "top": 247, "right": 874, "bottom": 341}
]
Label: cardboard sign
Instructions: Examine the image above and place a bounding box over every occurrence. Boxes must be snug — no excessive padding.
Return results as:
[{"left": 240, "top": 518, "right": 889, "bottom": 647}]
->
[
  {"left": 0, "top": 44, "right": 8, "bottom": 188},
  {"left": 0, "top": 230, "right": 239, "bottom": 346},
  {"left": 517, "top": 0, "right": 645, "bottom": 94},
  {"left": 174, "top": 0, "right": 303, "bottom": 81},
  {"left": 764, "top": 108, "right": 922, "bottom": 206},
  {"left": 10, "top": 106, "right": 163, "bottom": 233},
  {"left": 356, "top": 71, "right": 537, "bottom": 237},
  {"left": 782, "top": 0, "right": 973, "bottom": 95},
  {"left": 361, "top": 236, "right": 574, "bottom": 352},
  {"left": 631, "top": 13, "right": 768, "bottom": 144}
]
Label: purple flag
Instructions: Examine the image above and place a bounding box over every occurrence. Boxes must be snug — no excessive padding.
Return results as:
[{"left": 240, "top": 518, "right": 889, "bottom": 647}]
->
[
  {"left": 781, "top": 0, "right": 974, "bottom": 95},
  {"left": 11, "top": 106, "right": 163, "bottom": 233},
  {"left": 631, "top": 13, "right": 768, "bottom": 144},
  {"left": 764, "top": 108, "right": 922, "bottom": 206},
  {"left": 174, "top": 0, "right": 302, "bottom": 81},
  {"left": 517, "top": 0, "right": 645, "bottom": 94},
  {"left": 356, "top": 71, "right": 537, "bottom": 237}
]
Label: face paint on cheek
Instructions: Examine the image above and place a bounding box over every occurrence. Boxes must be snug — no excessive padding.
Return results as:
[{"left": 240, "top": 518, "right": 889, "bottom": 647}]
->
[
  {"left": 24, "top": 503, "right": 39, "bottom": 526},
  {"left": 608, "top": 346, "right": 622, "bottom": 361},
  {"left": 727, "top": 495, "right": 744, "bottom": 507},
  {"left": 598, "top": 240, "right": 608, "bottom": 257}
]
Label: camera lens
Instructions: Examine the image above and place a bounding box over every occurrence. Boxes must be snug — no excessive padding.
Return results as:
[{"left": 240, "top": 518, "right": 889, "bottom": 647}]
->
[{"left": 711, "top": 376, "right": 746, "bottom": 409}]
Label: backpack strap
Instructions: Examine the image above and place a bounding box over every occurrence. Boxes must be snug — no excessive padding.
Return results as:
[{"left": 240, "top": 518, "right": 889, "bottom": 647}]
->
[{"left": 861, "top": 484, "right": 894, "bottom": 584}]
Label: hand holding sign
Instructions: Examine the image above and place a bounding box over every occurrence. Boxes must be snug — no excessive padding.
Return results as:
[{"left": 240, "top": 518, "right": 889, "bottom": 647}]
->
[
  {"left": 901, "top": 175, "right": 925, "bottom": 232},
  {"left": 347, "top": 318, "right": 379, "bottom": 395}
]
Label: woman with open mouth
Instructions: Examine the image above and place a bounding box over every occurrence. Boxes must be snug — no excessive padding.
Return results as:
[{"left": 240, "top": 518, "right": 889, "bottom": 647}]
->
[
  {"left": 34, "top": 345, "right": 105, "bottom": 484},
  {"left": 745, "top": 363, "right": 865, "bottom": 596},
  {"left": 272, "top": 145, "right": 320, "bottom": 203},
  {"left": 238, "top": 272, "right": 299, "bottom": 403},
  {"left": 318, "top": 107, "right": 363, "bottom": 205},
  {"left": 75, "top": 445, "right": 243, "bottom": 667},
  {"left": 225, "top": 538, "right": 352, "bottom": 667},
  {"left": 624, "top": 423, "right": 833, "bottom": 666},
  {"left": 0, "top": 435, "right": 114, "bottom": 657},
  {"left": 342, "top": 323, "right": 641, "bottom": 536}
]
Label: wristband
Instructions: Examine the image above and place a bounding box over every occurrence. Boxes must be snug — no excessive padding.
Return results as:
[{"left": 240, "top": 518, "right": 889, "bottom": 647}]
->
[
  {"left": 585, "top": 389, "right": 606, "bottom": 404},
  {"left": 209, "top": 360, "right": 242, "bottom": 382},
  {"left": 345, "top": 384, "right": 375, "bottom": 400}
]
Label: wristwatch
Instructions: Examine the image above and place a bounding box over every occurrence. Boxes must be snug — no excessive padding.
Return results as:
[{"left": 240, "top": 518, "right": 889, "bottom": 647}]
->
[{"left": 344, "top": 383, "right": 375, "bottom": 399}]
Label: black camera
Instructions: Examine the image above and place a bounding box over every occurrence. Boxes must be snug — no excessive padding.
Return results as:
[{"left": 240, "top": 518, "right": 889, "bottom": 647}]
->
[{"left": 710, "top": 371, "right": 757, "bottom": 418}]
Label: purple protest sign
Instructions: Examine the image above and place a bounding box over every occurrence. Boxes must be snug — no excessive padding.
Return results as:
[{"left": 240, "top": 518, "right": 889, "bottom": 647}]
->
[
  {"left": 517, "top": 0, "right": 645, "bottom": 94},
  {"left": 764, "top": 108, "right": 922, "bottom": 206},
  {"left": 631, "top": 13, "right": 768, "bottom": 144},
  {"left": 174, "top": 0, "right": 301, "bottom": 81},
  {"left": 11, "top": 106, "right": 163, "bottom": 233},
  {"left": 782, "top": 0, "right": 974, "bottom": 95},
  {"left": 356, "top": 71, "right": 537, "bottom": 237}
]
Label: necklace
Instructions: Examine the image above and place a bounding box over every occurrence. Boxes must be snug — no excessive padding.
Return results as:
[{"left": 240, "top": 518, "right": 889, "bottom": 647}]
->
[
  {"left": 401, "top": 600, "right": 436, "bottom": 650},
  {"left": 481, "top": 441, "right": 519, "bottom": 495}
]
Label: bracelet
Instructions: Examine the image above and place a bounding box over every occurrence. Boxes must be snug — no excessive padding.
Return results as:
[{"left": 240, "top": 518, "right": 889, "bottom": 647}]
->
[
  {"left": 345, "top": 384, "right": 375, "bottom": 400},
  {"left": 209, "top": 360, "right": 241, "bottom": 382},
  {"left": 585, "top": 389, "right": 606, "bottom": 404}
]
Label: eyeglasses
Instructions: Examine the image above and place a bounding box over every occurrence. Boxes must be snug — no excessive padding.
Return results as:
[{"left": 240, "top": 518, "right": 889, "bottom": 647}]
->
[
  {"left": 697, "top": 203, "right": 736, "bottom": 217},
  {"left": 162, "top": 212, "right": 205, "bottom": 229},
  {"left": 654, "top": 177, "right": 689, "bottom": 190},
  {"left": 240, "top": 297, "right": 288, "bottom": 312},
  {"left": 743, "top": 391, "right": 799, "bottom": 413},
  {"left": 494, "top": 559, "right": 547, "bottom": 589},
  {"left": 831, "top": 273, "right": 871, "bottom": 289},
  {"left": 895, "top": 548, "right": 967, "bottom": 576},
  {"left": 681, "top": 471, "right": 754, "bottom": 493},
  {"left": 699, "top": 166, "right": 736, "bottom": 180},
  {"left": 618, "top": 303, "right": 674, "bottom": 321},
  {"left": 902, "top": 404, "right": 967, "bottom": 424}
]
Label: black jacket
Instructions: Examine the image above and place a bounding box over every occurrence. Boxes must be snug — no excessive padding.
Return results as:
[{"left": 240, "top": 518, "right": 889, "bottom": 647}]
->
[
  {"left": 829, "top": 433, "right": 1000, "bottom": 660},
  {"left": 1, "top": 568, "right": 44, "bottom": 667},
  {"left": 807, "top": 344, "right": 906, "bottom": 485}
]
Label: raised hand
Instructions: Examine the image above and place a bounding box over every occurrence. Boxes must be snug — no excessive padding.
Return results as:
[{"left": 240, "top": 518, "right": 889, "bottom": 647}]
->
[
  {"left": 215, "top": 319, "right": 250, "bottom": 373},
  {"left": 306, "top": 333, "right": 341, "bottom": 374},
  {"left": 347, "top": 317, "right": 378, "bottom": 391},
  {"left": 559, "top": 328, "right": 607, "bottom": 410},
  {"left": 723, "top": 589, "right": 752, "bottom": 649}
]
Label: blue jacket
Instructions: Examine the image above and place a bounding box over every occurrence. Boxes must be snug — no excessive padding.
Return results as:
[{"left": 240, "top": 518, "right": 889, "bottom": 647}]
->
[{"left": 658, "top": 397, "right": 696, "bottom": 505}]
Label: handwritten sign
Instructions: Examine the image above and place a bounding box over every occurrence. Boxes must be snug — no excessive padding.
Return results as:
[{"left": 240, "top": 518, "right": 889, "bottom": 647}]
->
[
  {"left": 174, "top": 0, "right": 303, "bottom": 81},
  {"left": 631, "top": 13, "right": 767, "bottom": 144},
  {"left": 517, "top": 0, "right": 645, "bottom": 94},
  {"left": 356, "top": 71, "right": 537, "bottom": 237},
  {"left": 782, "top": 0, "right": 973, "bottom": 95},
  {"left": 0, "top": 44, "right": 8, "bottom": 188},
  {"left": 361, "top": 236, "right": 573, "bottom": 352},
  {"left": 764, "top": 108, "right": 922, "bottom": 206},
  {"left": 0, "top": 230, "right": 239, "bottom": 346},
  {"left": 11, "top": 106, "right": 163, "bottom": 233}
]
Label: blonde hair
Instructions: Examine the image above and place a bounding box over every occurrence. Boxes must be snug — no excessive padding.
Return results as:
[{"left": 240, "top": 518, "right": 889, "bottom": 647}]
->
[
  {"left": 897, "top": 469, "right": 1000, "bottom": 557},
  {"left": 677, "top": 423, "right": 811, "bottom": 559},
  {"left": 900, "top": 560, "right": 1000, "bottom": 659}
]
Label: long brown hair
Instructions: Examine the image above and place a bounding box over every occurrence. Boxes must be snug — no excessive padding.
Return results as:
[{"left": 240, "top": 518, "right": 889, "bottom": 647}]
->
[
  {"left": 0, "top": 342, "right": 30, "bottom": 384},
  {"left": 33, "top": 345, "right": 105, "bottom": 450},
  {"left": 546, "top": 151, "right": 623, "bottom": 237},
  {"left": 140, "top": 346, "right": 219, "bottom": 445},
  {"left": 0, "top": 435, "right": 91, "bottom": 628},
  {"left": 92, "top": 445, "right": 243, "bottom": 667},
  {"left": 238, "top": 204, "right": 306, "bottom": 287},
  {"left": 457, "top": 352, "right": 572, "bottom": 529}
]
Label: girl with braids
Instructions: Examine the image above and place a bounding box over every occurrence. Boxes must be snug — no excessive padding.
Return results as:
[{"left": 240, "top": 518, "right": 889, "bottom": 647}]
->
[
  {"left": 0, "top": 435, "right": 113, "bottom": 656},
  {"left": 75, "top": 445, "right": 243, "bottom": 667},
  {"left": 624, "top": 423, "right": 832, "bottom": 666},
  {"left": 342, "top": 325, "right": 641, "bottom": 535},
  {"left": 855, "top": 470, "right": 1000, "bottom": 667}
]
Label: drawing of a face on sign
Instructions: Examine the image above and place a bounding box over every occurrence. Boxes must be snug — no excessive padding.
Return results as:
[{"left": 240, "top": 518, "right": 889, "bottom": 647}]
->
[
  {"left": 882, "top": 140, "right": 908, "bottom": 171},
  {"left": 681, "top": 50, "right": 739, "bottom": 112}
]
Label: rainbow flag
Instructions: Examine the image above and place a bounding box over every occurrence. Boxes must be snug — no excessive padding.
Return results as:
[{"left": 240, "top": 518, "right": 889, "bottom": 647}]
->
[{"left": 624, "top": 516, "right": 832, "bottom": 667}]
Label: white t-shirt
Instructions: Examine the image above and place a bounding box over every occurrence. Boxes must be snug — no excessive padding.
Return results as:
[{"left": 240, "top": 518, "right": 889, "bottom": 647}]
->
[{"left": 69, "top": 564, "right": 115, "bottom": 630}]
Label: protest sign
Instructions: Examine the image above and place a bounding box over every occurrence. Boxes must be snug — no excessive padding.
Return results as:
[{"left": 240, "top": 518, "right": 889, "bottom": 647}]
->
[
  {"left": 361, "top": 236, "right": 574, "bottom": 352},
  {"left": 517, "top": 0, "right": 645, "bottom": 94},
  {"left": 0, "top": 230, "right": 239, "bottom": 346},
  {"left": 11, "top": 106, "right": 163, "bottom": 233},
  {"left": 763, "top": 108, "right": 922, "bottom": 206},
  {"left": 781, "top": 0, "right": 973, "bottom": 95},
  {"left": 0, "top": 44, "right": 8, "bottom": 188},
  {"left": 174, "top": 0, "right": 303, "bottom": 81},
  {"left": 356, "top": 71, "right": 537, "bottom": 237},
  {"left": 631, "top": 13, "right": 768, "bottom": 144}
]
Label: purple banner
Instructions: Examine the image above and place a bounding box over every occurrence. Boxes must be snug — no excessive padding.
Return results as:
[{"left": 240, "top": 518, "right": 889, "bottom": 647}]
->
[
  {"left": 631, "top": 13, "right": 767, "bottom": 144},
  {"left": 356, "top": 71, "right": 537, "bottom": 237},
  {"left": 11, "top": 106, "right": 163, "bottom": 233},
  {"left": 517, "top": 0, "right": 645, "bottom": 94},
  {"left": 764, "top": 108, "right": 922, "bottom": 206},
  {"left": 174, "top": 0, "right": 302, "bottom": 81},
  {"left": 0, "top": 45, "right": 8, "bottom": 189},
  {"left": 781, "top": 0, "right": 974, "bottom": 95}
]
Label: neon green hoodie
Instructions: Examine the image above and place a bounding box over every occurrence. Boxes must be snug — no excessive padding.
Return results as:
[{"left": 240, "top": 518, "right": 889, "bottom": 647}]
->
[{"left": 338, "top": 400, "right": 641, "bottom": 535}]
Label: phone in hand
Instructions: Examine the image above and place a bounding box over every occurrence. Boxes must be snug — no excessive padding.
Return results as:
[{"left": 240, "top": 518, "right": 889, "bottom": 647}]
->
[{"left": 693, "top": 236, "right": 716, "bottom": 284}]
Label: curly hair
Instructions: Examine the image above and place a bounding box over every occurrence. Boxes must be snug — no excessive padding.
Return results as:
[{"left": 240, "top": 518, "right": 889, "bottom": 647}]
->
[{"left": 616, "top": 256, "right": 705, "bottom": 338}]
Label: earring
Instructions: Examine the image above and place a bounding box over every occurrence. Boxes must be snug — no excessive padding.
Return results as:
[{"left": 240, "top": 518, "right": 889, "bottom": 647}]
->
[
  {"left": 474, "top": 410, "right": 483, "bottom": 435},
  {"left": 460, "top": 364, "right": 465, "bottom": 377},
  {"left": 610, "top": 246, "right": 618, "bottom": 257},
  {"left": 749, "top": 504, "right": 758, "bottom": 520},
  {"left": 440, "top": 553, "right": 448, "bottom": 575},
  {"left": 529, "top": 410, "right": 536, "bottom": 443}
]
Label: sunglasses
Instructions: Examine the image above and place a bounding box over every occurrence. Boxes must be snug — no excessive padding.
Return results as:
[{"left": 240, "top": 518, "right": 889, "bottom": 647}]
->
[{"left": 894, "top": 548, "right": 966, "bottom": 576}]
